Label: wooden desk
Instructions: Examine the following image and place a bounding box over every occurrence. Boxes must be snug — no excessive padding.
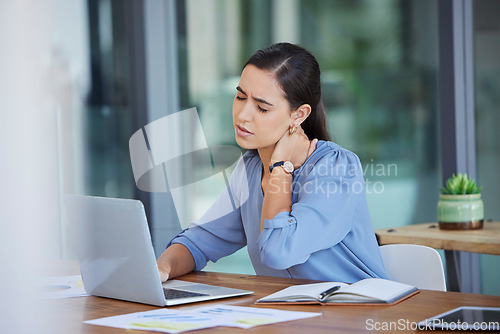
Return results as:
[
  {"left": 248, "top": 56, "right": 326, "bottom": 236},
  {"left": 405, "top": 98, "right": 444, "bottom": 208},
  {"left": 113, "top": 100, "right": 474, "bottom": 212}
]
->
[
  {"left": 375, "top": 221, "right": 500, "bottom": 292},
  {"left": 50, "top": 271, "right": 500, "bottom": 333}
]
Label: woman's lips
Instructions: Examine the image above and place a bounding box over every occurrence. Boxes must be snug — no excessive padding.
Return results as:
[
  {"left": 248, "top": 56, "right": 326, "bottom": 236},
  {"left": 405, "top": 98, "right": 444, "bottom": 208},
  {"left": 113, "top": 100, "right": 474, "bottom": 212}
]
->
[{"left": 236, "top": 125, "right": 253, "bottom": 137}]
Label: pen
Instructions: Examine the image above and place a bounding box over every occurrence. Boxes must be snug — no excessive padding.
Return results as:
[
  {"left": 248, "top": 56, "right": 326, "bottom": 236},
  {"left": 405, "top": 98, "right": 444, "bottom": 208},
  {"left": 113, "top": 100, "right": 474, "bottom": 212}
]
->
[{"left": 318, "top": 285, "right": 341, "bottom": 301}]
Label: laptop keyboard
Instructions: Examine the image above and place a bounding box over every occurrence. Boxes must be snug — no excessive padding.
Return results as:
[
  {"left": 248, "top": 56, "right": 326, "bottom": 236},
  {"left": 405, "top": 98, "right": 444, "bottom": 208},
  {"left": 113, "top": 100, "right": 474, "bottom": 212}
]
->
[{"left": 163, "top": 288, "right": 209, "bottom": 300}]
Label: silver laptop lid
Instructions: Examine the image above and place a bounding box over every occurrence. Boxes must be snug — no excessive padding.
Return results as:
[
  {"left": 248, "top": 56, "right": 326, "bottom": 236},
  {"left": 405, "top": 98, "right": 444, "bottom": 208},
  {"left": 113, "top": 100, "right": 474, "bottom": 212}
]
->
[{"left": 64, "top": 195, "right": 167, "bottom": 306}]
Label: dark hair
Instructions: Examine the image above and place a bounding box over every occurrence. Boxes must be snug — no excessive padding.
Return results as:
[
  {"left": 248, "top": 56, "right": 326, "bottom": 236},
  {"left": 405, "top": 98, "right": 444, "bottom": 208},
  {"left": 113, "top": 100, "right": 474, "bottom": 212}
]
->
[{"left": 243, "top": 43, "right": 331, "bottom": 141}]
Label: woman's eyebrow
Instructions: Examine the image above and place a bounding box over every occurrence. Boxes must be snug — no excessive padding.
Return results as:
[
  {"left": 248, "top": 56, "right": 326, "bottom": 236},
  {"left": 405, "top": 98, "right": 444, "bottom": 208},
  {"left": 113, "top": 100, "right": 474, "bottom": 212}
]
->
[
  {"left": 252, "top": 96, "right": 273, "bottom": 106},
  {"left": 236, "top": 86, "right": 274, "bottom": 106},
  {"left": 236, "top": 86, "right": 247, "bottom": 95}
]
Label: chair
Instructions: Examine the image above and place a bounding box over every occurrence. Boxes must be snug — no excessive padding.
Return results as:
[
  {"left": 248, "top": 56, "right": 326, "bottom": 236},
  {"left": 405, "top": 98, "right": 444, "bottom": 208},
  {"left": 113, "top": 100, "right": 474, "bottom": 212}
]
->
[{"left": 379, "top": 244, "right": 447, "bottom": 291}]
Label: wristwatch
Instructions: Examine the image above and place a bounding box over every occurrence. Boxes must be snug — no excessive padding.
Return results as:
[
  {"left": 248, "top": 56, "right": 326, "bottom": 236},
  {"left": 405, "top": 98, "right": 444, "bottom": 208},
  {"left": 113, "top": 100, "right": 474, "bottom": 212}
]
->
[{"left": 269, "top": 161, "right": 294, "bottom": 174}]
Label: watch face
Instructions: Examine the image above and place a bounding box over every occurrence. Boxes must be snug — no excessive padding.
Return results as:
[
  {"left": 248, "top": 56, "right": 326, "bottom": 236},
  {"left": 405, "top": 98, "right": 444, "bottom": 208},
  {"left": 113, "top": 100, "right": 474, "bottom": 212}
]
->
[{"left": 283, "top": 161, "right": 294, "bottom": 173}]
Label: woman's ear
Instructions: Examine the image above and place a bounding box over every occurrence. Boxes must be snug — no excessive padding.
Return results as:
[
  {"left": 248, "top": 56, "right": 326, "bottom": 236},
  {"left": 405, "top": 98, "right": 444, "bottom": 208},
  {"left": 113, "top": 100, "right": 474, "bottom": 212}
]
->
[{"left": 292, "top": 104, "right": 312, "bottom": 126}]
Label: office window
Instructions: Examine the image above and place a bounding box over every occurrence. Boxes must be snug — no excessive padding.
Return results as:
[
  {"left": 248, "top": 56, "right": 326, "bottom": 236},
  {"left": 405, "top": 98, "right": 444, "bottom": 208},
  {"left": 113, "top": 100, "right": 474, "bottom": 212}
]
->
[
  {"left": 57, "top": 0, "right": 138, "bottom": 258},
  {"left": 473, "top": 0, "right": 500, "bottom": 297},
  {"left": 175, "top": 0, "right": 440, "bottom": 274},
  {"left": 84, "top": 0, "right": 136, "bottom": 198},
  {"left": 299, "top": 0, "right": 440, "bottom": 229}
]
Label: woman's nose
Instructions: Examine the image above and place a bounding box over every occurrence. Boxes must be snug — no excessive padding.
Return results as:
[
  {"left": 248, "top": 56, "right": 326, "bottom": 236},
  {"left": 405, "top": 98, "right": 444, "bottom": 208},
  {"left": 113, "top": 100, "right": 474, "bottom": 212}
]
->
[{"left": 236, "top": 101, "right": 253, "bottom": 123}]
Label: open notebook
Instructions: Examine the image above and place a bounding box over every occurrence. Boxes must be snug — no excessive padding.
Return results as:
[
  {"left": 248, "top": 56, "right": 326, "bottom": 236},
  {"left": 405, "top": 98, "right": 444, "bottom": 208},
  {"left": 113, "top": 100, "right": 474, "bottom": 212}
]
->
[{"left": 257, "top": 278, "right": 419, "bottom": 306}]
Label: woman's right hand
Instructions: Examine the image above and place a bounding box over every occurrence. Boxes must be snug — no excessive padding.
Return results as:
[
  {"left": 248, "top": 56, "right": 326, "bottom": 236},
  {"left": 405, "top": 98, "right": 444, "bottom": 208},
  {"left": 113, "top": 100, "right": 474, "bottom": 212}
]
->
[
  {"left": 157, "top": 250, "right": 172, "bottom": 282},
  {"left": 156, "top": 244, "right": 196, "bottom": 282},
  {"left": 158, "top": 271, "right": 169, "bottom": 282},
  {"left": 157, "top": 258, "right": 171, "bottom": 282}
]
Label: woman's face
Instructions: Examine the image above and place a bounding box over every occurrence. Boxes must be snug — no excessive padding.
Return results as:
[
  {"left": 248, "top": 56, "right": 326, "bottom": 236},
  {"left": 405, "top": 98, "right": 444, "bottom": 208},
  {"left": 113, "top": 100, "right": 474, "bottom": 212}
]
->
[{"left": 232, "top": 64, "right": 293, "bottom": 150}]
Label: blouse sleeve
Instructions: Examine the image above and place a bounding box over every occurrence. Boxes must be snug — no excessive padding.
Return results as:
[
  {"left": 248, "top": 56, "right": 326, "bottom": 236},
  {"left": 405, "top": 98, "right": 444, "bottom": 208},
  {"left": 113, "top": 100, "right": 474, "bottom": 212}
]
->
[
  {"left": 256, "top": 148, "right": 365, "bottom": 270},
  {"left": 167, "top": 156, "right": 249, "bottom": 270}
]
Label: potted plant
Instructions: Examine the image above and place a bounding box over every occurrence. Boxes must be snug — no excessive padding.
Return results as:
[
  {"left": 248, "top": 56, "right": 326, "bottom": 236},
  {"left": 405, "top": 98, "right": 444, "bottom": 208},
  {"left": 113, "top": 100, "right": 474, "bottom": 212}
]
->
[{"left": 438, "top": 173, "right": 484, "bottom": 230}]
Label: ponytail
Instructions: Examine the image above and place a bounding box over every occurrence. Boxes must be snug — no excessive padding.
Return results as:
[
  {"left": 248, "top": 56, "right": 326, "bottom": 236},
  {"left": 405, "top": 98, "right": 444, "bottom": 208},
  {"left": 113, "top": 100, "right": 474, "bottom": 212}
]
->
[{"left": 302, "top": 99, "right": 331, "bottom": 141}]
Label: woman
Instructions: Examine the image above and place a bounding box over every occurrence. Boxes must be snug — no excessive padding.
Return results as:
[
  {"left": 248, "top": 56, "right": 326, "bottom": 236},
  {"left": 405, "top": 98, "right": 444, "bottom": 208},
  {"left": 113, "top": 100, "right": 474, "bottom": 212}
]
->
[{"left": 157, "top": 43, "right": 387, "bottom": 282}]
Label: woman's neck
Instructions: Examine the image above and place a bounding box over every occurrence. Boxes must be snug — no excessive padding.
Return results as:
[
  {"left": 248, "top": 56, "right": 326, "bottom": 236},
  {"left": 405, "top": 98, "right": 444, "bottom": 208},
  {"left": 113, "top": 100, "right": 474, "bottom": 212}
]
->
[{"left": 258, "top": 145, "right": 275, "bottom": 177}]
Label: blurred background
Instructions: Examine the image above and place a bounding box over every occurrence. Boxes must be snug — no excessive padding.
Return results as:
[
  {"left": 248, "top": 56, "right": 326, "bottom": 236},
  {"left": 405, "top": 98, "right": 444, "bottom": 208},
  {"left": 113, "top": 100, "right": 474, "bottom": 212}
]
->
[{"left": 1, "top": 4, "right": 499, "bottom": 327}]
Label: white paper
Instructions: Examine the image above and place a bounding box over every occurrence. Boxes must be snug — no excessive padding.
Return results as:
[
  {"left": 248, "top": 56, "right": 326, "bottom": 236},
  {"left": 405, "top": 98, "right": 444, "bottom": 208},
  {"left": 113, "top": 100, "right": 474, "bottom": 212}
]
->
[
  {"left": 39, "top": 275, "right": 88, "bottom": 299},
  {"left": 84, "top": 304, "right": 321, "bottom": 333},
  {"left": 85, "top": 309, "right": 221, "bottom": 334},
  {"left": 192, "top": 304, "right": 321, "bottom": 328}
]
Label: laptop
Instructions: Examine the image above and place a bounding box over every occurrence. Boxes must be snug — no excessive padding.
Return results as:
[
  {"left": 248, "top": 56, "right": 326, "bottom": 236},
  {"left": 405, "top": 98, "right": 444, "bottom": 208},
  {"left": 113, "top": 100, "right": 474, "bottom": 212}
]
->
[{"left": 64, "top": 194, "right": 253, "bottom": 306}]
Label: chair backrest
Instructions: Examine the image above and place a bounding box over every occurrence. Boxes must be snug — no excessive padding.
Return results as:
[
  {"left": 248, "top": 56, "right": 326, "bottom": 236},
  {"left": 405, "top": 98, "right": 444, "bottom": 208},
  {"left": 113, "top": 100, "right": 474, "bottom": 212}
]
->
[{"left": 379, "top": 244, "right": 447, "bottom": 291}]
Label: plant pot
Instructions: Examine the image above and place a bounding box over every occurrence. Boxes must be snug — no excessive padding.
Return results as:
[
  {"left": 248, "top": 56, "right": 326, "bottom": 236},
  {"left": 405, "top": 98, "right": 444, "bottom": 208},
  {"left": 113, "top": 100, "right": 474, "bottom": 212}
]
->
[{"left": 437, "top": 194, "right": 484, "bottom": 230}]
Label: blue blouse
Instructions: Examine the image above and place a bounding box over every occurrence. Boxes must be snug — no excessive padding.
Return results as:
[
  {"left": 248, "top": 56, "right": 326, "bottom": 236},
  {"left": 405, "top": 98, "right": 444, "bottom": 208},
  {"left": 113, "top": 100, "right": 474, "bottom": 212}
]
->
[{"left": 167, "top": 140, "right": 387, "bottom": 283}]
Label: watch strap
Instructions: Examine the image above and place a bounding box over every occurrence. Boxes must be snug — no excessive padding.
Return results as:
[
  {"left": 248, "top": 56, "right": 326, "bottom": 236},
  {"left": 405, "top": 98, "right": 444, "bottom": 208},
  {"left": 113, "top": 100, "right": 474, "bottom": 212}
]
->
[
  {"left": 269, "top": 161, "right": 285, "bottom": 174},
  {"left": 270, "top": 161, "right": 294, "bottom": 174}
]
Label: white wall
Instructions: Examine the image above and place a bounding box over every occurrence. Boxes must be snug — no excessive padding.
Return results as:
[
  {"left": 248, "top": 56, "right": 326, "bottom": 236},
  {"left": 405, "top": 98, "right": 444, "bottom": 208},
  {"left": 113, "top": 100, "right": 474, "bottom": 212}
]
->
[{"left": 0, "top": 0, "right": 89, "bottom": 332}]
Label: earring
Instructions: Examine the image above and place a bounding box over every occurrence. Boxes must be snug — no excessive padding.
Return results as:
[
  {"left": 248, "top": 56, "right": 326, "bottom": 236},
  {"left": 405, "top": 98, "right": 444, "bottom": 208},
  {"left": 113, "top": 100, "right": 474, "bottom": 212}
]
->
[{"left": 289, "top": 125, "right": 296, "bottom": 135}]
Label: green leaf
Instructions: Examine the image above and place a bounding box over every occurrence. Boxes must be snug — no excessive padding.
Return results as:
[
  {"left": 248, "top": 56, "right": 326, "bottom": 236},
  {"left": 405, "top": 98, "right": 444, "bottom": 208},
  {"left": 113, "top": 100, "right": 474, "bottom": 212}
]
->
[{"left": 442, "top": 173, "right": 482, "bottom": 194}]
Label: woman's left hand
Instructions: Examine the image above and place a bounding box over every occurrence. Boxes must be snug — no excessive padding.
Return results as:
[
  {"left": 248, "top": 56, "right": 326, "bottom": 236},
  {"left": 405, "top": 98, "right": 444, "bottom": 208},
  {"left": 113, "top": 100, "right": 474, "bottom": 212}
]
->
[{"left": 271, "top": 125, "right": 318, "bottom": 169}]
